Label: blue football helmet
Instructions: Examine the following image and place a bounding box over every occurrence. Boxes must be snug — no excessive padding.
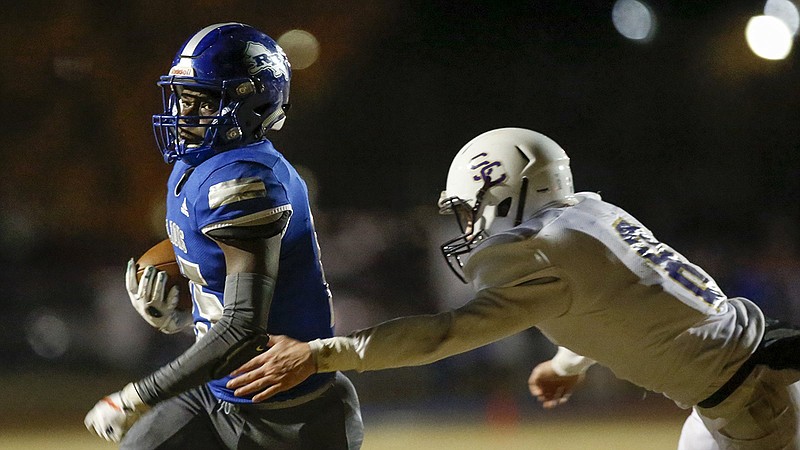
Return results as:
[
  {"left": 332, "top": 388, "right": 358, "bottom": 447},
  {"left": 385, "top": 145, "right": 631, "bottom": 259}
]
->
[{"left": 153, "top": 23, "right": 291, "bottom": 165}]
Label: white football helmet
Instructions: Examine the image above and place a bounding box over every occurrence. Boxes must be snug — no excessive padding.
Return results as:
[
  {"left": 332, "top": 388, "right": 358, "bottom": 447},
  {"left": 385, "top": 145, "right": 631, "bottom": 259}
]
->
[{"left": 438, "top": 127, "right": 575, "bottom": 282}]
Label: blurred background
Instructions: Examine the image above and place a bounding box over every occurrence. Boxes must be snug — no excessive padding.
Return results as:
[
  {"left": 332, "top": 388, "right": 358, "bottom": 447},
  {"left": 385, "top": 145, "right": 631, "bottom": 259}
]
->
[{"left": 3, "top": 0, "right": 800, "bottom": 448}]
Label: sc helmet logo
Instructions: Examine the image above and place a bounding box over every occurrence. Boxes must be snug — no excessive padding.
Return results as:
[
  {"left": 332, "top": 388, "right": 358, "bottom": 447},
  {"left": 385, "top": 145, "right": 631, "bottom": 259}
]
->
[
  {"left": 243, "top": 41, "right": 289, "bottom": 79},
  {"left": 469, "top": 152, "right": 507, "bottom": 187}
]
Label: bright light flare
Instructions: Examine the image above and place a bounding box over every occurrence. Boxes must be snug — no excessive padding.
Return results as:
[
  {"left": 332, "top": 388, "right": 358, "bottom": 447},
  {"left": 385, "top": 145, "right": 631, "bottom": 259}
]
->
[
  {"left": 612, "top": 0, "right": 657, "bottom": 42},
  {"left": 745, "top": 15, "right": 793, "bottom": 60},
  {"left": 25, "top": 312, "right": 70, "bottom": 359},
  {"left": 277, "top": 29, "right": 320, "bottom": 70},
  {"left": 765, "top": 0, "right": 800, "bottom": 35}
]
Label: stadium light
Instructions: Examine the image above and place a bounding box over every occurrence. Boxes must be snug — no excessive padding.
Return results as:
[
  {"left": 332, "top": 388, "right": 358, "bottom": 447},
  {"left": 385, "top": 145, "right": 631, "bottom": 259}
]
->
[
  {"left": 745, "top": 15, "right": 793, "bottom": 60},
  {"left": 765, "top": 0, "right": 800, "bottom": 35},
  {"left": 612, "top": 0, "right": 657, "bottom": 42},
  {"left": 278, "top": 29, "right": 321, "bottom": 70}
]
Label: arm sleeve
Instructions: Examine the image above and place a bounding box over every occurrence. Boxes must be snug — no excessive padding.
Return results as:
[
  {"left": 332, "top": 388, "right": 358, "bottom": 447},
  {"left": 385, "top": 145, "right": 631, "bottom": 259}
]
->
[
  {"left": 550, "top": 346, "right": 596, "bottom": 376},
  {"left": 309, "top": 278, "right": 569, "bottom": 373},
  {"left": 134, "top": 272, "right": 274, "bottom": 405}
]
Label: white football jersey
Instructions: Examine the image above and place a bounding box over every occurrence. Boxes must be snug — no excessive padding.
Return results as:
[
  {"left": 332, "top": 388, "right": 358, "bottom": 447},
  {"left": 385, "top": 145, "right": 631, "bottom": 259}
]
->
[{"left": 311, "top": 193, "right": 763, "bottom": 408}]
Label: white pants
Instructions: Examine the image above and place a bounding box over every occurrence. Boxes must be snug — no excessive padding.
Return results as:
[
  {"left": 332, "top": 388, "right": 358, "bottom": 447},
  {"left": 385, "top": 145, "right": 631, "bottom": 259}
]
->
[{"left": 678, "top": 368, "right": 800, "bottom": 450}]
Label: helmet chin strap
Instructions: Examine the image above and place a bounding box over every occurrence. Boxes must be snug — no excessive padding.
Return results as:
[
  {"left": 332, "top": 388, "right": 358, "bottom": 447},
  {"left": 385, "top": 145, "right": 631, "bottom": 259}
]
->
[
  {"left": 513, "top": 177, "right": 529, "bottom": 227},
  {"left": 470, "top": 179, "right": 494, "bottom": 237}
]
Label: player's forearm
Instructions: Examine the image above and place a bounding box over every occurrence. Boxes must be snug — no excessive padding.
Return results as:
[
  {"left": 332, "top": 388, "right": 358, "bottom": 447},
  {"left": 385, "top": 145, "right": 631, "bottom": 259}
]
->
[
  {"left": 310, "top": 291, "right": 539, "bottom": 373},
  {"left": 310, "top": 313, "right": 457, "bottom": 372},
  {"left": 134, "top": 273, "right": 273, "bottom": 405}
]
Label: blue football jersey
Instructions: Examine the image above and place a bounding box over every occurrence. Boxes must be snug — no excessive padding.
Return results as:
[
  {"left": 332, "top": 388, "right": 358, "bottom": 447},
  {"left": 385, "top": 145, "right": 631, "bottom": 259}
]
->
[{"left": 165, "top": 140, "right": 335, "bottom": 403}]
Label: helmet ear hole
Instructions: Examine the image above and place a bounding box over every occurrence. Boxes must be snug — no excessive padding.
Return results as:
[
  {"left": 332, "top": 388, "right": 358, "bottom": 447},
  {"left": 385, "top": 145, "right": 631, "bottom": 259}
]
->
[
  {"left": 253, "top": 104, "right": 269, "bottom": 116},
  {"left": 496, "top": 197, "right": 512, "bottom": 218}
]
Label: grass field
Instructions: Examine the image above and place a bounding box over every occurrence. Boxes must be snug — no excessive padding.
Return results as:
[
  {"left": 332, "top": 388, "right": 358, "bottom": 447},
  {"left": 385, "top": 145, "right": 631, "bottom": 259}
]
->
[
  {"left": 363, "top": 418, "right": 686, "bottom": 449},
  {"left": 0, "top": 413, "right": 686, "bottom": 449},
  {"left": 0, "top": 370, "right": 687, "bottom": 449}
]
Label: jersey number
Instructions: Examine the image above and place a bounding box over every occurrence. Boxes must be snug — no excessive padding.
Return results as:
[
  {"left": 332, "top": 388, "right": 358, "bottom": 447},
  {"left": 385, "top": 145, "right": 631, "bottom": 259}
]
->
[{"left": 614, "top": 218, "right": 724, "bottom": 307}]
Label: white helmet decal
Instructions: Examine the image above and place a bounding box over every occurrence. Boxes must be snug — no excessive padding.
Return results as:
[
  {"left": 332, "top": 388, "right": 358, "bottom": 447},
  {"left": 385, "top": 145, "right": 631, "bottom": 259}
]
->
[{"left": 244, "top": 41, "right": 290, "bottom": 79}]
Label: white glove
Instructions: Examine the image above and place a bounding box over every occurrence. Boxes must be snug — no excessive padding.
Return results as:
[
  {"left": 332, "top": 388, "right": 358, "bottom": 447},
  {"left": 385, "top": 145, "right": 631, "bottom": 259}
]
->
[
  {"left": 126, "top": 259, "right": 193, "bottom": 334},
  {"left": 84, "top": 383, "right": 149, "bottom": 443}
]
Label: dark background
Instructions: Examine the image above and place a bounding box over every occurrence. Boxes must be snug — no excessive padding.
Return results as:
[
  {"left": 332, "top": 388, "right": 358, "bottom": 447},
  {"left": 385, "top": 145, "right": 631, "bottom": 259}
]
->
[{"left": 2, "top": 0, "right": 800, "bottom": 435}]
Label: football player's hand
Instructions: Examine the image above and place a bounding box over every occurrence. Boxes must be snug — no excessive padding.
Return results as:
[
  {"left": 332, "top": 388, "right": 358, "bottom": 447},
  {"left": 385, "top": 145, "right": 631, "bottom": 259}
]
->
[
  {"left": 226, "top": 335, "right": 317, "bottom": 402},
  {"left": 84, "top": 383, "right": 149, "bottom": 443},
  {"left": 126, "top": 259, "right": 192, "bottom": 334},
  {"left": 528, "top": 360, "right": 584, "bottom": 409}
]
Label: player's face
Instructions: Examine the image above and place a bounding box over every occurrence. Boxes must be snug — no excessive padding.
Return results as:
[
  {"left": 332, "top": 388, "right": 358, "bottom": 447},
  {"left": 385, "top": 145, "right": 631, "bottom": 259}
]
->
[
  {"left": 441, "top": 197, "right": 475, "bottom": 236},
  {"left": 452, "top": 202, "right": 474, "bottom": 236},
  {"left": 177, "top": 88, "right": 221, "bottom": 145}
]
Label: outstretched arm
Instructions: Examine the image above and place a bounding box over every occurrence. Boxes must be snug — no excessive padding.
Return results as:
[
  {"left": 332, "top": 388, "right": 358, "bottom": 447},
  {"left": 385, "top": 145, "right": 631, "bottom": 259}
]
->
[{"left": 229, "top": 278, "right": 569, "bottom": 401}]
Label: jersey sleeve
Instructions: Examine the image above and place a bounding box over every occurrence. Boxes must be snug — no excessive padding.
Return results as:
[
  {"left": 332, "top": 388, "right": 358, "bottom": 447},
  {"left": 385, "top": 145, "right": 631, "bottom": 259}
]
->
[
  {"left": 195, "top": 160, "right": 292, "bottom": 237},
  {"left": 309, "top": 279, "right": 570, "bottom": 373},
  {"left": 550, "top": 346, "right": 596, "bottom": 375}
]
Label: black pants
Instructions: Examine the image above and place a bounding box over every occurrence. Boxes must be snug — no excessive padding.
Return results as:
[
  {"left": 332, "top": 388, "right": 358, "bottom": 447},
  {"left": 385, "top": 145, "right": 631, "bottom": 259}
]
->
[{"left": 121, "top": 372, "right": 363, "bottom": 450}]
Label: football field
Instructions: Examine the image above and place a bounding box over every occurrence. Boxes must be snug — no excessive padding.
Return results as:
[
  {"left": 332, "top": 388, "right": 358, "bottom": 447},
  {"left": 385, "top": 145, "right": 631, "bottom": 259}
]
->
[
  {"left": 0, "top": 414, "right": 686, "bottom": 449},
  {"left": 0, "top": 370, "right": 687, "bottom": 449}
]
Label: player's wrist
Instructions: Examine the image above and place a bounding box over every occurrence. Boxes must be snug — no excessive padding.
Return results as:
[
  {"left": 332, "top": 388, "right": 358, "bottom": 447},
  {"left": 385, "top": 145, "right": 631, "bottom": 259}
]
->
[{"left": 121, "top": 383, "right": 150, "bottom": 412}]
